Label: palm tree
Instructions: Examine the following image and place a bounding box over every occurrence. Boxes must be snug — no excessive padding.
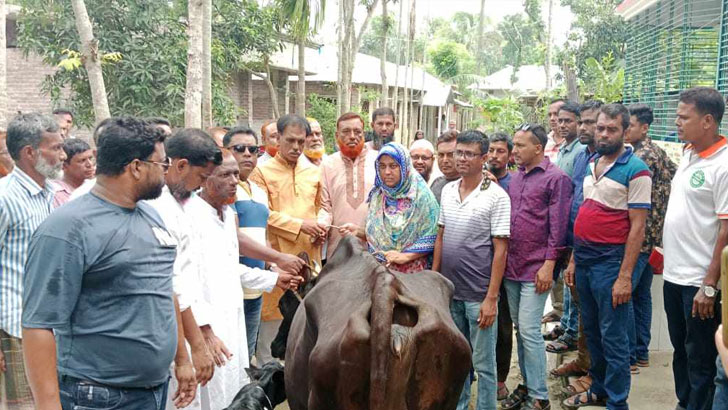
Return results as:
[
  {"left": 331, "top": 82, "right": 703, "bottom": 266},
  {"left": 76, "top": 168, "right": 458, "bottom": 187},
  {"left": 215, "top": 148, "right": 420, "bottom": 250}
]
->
[{"left": 277, "top": 0, "right": 326, "bottom": 116}]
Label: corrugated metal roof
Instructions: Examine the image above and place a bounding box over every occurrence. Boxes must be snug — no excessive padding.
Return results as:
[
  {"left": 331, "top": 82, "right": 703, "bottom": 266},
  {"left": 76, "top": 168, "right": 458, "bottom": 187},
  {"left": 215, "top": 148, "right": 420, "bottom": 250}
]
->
[{"left": 469, "top": 65, "right": 563, "bottom": 97}]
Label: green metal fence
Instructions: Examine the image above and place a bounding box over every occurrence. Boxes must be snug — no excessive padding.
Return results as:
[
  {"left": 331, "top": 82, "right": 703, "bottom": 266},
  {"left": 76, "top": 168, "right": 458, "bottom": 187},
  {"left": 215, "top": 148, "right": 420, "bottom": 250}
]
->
[{"left": 623, "top": 0, "right": 728, "bottom": 140}]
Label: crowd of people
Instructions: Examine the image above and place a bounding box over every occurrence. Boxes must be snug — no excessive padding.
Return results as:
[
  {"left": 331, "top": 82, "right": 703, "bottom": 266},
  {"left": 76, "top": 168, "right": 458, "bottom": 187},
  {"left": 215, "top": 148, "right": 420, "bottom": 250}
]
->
[{"left": 0, "top": 86, "right": 727, "bottom": 410}]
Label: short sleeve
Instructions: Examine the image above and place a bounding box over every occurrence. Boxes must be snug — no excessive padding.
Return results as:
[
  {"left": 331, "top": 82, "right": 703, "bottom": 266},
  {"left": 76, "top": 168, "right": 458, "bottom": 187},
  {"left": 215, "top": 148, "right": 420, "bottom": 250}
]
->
[
  {"left": 713, "top": 166, "right": 728, "bottom": 219},
  {"left": 628, "top": 163, "right": 652, "bottom": 209},
  {"left": 22, "top": 234, "right": 85, "bottom": 329},
  {"left": 491, "top": 191, "right": 511, "bottom": 237}
]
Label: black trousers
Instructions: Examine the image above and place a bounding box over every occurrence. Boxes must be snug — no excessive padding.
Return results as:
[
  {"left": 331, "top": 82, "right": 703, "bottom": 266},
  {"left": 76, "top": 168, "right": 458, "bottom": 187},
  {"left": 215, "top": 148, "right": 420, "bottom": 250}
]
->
[
  {"left": 496, "top": 282, "right": 513, "bottom": 383},
  {"left": 663, "top": 281, "right": 720, "bottom": 410}
]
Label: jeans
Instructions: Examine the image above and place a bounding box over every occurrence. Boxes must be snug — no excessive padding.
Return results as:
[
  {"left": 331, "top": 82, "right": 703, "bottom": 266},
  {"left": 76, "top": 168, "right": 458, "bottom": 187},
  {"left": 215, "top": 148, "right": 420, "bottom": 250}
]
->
[
  {"left": 59, "top": 374, "right": 169, "bottom": 410},
  {"left": 628, "top": 254, "right": 653, "bottom": 364},
  {"left": 559, "top": 284, "right": 579, "bottom": 340},
  {"left": 714, "top": 357, "right": 728, "bottom": 410},
  {"left": 504, "top": 279, "right": 549, "bottom": 401},
  {"left": 664, "top": 280, "right": 720, "bottom": 410},
  {"left": 496, "top": 283, "right": 513, "bottom": 383},
  {"left": 244, "top": 296, "right": 263, "bottom": 360},
  {"left": 451, "top": 299, "right": 498, "bottom": 410},
  {"left": 576, "top": 255, "right": 646, "bottom": 410}
]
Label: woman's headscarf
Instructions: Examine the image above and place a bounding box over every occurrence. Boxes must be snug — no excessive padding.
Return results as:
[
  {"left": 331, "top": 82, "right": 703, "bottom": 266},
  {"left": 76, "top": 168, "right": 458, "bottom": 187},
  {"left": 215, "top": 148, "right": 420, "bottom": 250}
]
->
[{"left": 366, "top": 142, "right": 439, "bottom": 260}]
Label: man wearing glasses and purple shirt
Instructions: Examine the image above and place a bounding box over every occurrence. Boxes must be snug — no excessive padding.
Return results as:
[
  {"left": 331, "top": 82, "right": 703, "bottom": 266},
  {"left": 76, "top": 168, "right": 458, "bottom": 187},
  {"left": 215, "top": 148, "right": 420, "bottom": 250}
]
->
[{"left": 501, "top": 123, "right": 572, "bottom": 410}]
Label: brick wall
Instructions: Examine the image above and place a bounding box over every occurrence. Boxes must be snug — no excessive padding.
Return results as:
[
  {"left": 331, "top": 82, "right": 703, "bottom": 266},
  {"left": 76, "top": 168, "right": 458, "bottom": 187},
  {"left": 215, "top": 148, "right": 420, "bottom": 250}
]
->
[{"left": 6, "top": 48, "right": 56, "bottom": 121}]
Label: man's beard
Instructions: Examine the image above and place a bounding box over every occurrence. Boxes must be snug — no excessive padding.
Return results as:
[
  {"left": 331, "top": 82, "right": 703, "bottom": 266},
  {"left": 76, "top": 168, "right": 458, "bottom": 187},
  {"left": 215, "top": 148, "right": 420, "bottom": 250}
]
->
[
  {"left": 596, "top": 141, "right": 622, "bottom": 156},
  {"left": 35, "top": 155, "right": 62, "bottom": 179},
  {"left": 169, "top": 181, "right": 192, "bottom": 202},
  {"left": 265, "top": 145, "right": 278, "bottom": 157},
  {"left": 338, "top": 139, "right": 365, "bottom": 159},
  {"left": 304, "top": 147, "right": 325, "bottom": 160},
  {"left": 138, "top": 179, "right": 165, "bottom": 201}
]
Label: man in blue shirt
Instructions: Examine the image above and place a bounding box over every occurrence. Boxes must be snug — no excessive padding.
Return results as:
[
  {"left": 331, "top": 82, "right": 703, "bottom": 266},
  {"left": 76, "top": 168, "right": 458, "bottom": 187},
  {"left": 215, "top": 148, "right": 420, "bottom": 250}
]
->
[{"left": 22, "top": 118, "right": 178, "bottom": 410}]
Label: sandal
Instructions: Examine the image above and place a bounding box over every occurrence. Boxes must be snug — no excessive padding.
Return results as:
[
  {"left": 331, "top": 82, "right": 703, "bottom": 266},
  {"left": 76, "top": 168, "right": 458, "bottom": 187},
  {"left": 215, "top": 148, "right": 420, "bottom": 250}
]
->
[
  {"left": 501, "top": 384, "right": 529, "bottom": 410},
  {"left": 542, "top": 310, "right": 562, "bottom": 323},
  {"left": 562, "top": 389, "right": 607, "bottom": 409},
  {"left": 546, "top": 336, "right": 577, "bottom": 353},
  {"left": 497, "top": 382, "right": 510, "bottom": 400},
  {"left": 522, "top": 398, "right": 551, "bottom": 410},
  {"left": 542, "top": 325, "right": 564, "bottom": 341},
  {"left": 550, "top": 360, "right": 588, "bottom": 378},
  {"left": 630, "top": 364, "right": 640, "bottom": 374},
  {"left": 637, "top": 358, "right": 649, "bottom": 367},
  {"left": 561, "top": 375, "right": 592, "bottom": 396}
]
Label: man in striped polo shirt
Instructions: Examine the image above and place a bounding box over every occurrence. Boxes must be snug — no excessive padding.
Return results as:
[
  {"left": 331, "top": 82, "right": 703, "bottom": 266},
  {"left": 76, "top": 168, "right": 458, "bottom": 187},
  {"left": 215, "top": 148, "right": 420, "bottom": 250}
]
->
[
  {"left": 565, "top": 104, "right": 651, "bottom": 410},
  {"left": 0, "top": 113, "right": 65, "bottom": 410},
  {"left": 433, "top": 130, "right": 511, "bottom": 410}
]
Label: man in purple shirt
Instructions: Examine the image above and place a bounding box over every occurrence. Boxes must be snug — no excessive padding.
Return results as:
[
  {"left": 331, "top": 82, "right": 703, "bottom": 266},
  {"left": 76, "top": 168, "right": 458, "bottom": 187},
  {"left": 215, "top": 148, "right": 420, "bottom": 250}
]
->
[{"left": 501, "top": 124, "right": 572, "bottom": 410}]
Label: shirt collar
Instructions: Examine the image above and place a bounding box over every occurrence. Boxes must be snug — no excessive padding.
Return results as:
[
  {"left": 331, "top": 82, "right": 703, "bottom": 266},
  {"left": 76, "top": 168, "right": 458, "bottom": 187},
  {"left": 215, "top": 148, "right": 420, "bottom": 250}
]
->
[
  {"left": 11, "top": 167, "right": 49, "bottom": 197},
  {"left": 519, "top": 156, "right": 551, "bottom": 174},
  {"left": 689, "top": 135, "right": 727, "bottom": 159},
  {"left": 559, "top": 137, "right": 581, "bottom": 153},
  {"left": 592, "top": 146, "right": 634, "bottom": 165}
]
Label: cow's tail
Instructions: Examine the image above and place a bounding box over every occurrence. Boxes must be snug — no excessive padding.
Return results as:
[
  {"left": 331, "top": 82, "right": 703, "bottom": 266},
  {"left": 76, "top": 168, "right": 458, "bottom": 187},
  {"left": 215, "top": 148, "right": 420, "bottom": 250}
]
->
[{"left": 369, "top": 267, "right": 396, "bottom": 410}]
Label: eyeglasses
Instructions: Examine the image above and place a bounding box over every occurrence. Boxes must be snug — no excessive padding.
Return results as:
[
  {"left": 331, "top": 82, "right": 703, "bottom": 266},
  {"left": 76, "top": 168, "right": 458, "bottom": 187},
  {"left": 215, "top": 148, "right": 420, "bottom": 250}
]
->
[
  {"left": 454, "top": 150, "right": 481, "bottom": 160},
  {"left": 411, "top": 155, "right": 433, "bottom": 161},
  {"left": 229, "top": 144, "right": 259, "bottom": 155},
  {"left": 142, "top": 157, "right": 172, "bottom": 170}
]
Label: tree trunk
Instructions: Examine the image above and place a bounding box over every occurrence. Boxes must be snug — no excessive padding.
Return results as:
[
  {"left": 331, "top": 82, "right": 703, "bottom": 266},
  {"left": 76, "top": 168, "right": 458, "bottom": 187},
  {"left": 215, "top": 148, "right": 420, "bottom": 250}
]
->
[
  {"left": 264, "top": 58, "right": 281, "bottom": 118},
  {"left": 202, "top": 0, "right": 212, "bottom": 128},
  {"left": 0, "top": 0, "right": 7, "bottom": 129},
  {"left": 185, "top": 0, "right": 203, "bottom": 128},
  {"left": 564, "top": 63, "right": 579, "bottom": 102},
  {"left": 71, "top": 0, "right": 110, "bottom": 122},
  {"left": 476, "top": 0, "right": 486, "bottom": 73},
  {"left": 391, "top": 0, "right": 404, "bottom": 112},
  {"left": 380, "top": 0, "right": 389, "bottom": 106},
  {"left": 297, "top": 38, "right": 306, "bottom": 115},
  {"left": 544, "top": 0, "right": 553, "bottom": 90}
]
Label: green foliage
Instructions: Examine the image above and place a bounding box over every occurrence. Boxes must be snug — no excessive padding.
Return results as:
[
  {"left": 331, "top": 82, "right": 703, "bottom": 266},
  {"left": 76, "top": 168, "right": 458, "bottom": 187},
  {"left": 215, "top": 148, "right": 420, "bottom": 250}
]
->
[
  {"left": 17, "top": 0, "right": 282, "bottom": 127},
  {"left": 471, "top": 95, "right": 525, "bottom": 133},
  {"left": 560, "top": 0, "right": 628, "bottom": 80},
  {"left": 359, "top": 13, "right": 426, "bottom": 65},
  {"left": 497, "top": 13, "right": 544, "bottom": 78},
  {"left": 276, "top": 0, "right": 326, "bottom": 40},
  {"left": 427, "top": 40, "right": 475, "bottom": 80},
  {"left": 581, "top": 52, "right": 624, "bottom": 103}
]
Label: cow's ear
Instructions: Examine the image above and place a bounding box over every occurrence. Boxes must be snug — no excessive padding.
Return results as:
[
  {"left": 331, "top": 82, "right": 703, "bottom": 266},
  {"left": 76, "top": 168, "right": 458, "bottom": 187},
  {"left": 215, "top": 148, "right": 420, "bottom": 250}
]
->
[{"left": 245, "top": 365, "right": 263, "bottom": 380}]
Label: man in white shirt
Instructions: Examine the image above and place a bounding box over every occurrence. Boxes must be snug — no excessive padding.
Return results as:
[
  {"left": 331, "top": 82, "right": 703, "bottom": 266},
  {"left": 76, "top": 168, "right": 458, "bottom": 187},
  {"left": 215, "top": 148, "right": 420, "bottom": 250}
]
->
[
  {"left": 663, "top": 87, "right": 728, "bottom": 410},
  {"left": 146, "top": 128, "right": 221, "bottom": 409},
  {"left": 188, "top": 150, "right": 302, "bottom": 410}
]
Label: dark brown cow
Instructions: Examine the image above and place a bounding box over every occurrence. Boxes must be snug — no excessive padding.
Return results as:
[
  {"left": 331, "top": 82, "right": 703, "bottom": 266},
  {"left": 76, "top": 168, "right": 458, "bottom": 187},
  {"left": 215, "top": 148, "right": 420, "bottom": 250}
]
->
[{"left": 280, "top": 236, "right": 471, "bottom": 410}]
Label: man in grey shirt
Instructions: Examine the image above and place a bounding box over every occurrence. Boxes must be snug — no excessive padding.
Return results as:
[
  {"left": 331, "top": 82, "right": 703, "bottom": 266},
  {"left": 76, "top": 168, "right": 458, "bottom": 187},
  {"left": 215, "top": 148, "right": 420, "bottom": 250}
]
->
[{"left": 22, "top": 118, "right": 177, "bottom": 410}]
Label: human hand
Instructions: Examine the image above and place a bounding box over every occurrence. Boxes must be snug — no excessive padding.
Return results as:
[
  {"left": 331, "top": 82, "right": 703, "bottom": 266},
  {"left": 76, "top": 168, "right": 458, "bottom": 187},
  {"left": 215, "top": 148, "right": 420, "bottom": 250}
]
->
[
  {"left": 384, "top": 250, "right": 409, "bottom": 265},
  {"left": 338, "top": 223, "right": 361, "bottom": 237},
  {"left": 534, "top": 263, "right": 554, "bottom": 294},
  {"left": 564, "top": 260, "right": 576, "bottom": 289},
  {"left": 190, "top": 343, "right": 214, "bottom": 386},
  {"left": 477, "top": 297, "right": 498, "bottom": 328},
  {"left": 275, "top": 252, "right": 305, "bottom": 275},
  {"left": 172, "top": 361, "right": 196, "bottom": 408},
  {"left": 692, "top": 287, "right": 716, "bottom": 320},
  {"left": 611, "top": 274, "right": 632, "bottom": 309},
  {"left": 301, "top": 219, "right": 326, "bottom": 238},
  {"left": 275, "top": 268, "right": 304, "bottom": 291},
  {"left": 483, "top": 170, "right": 498, "bottom": 183},
  {"left": 201, "top": 327, "right": 232, "bottom": 367}
]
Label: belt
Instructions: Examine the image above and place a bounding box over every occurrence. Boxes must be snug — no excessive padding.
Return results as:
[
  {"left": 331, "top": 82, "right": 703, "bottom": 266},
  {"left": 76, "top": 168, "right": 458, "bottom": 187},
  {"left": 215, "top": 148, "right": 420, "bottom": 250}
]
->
[{"left": 59, "top": 374, "right": 166, "bottom": 391}]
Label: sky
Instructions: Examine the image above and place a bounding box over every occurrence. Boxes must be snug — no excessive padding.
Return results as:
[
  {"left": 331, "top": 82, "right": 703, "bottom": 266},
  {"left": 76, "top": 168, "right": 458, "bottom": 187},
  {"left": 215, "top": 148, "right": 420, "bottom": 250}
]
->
[{"left": 317, "top": 0, "right": 575, "bottom": 48}]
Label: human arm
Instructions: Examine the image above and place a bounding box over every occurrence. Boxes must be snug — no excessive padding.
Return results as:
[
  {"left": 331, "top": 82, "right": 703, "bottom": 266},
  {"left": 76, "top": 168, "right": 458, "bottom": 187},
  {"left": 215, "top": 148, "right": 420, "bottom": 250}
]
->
[
  {"left": 479, "top": 237, "right": 508, "bottom": 328},
  {"left": 238, "top": 264, "right": 302, "bottom": 292},
  {"left": 172, "top": 296, "right": 196, "bottom": 408},
  {"left": 200, "top": 325, "right": 232, "bottom": 367},
  {"left": 236, "top": 229, "right": 305, "bottom": 274},
  {"left": 181, "top": 308, "right": 214, "bottom": 385},
  {"left": 22, "top": 328, "right": 61, "bottom": 410},
  {"left": 383, "top": 251, "right": 425, "bottom": 265},
  {"left": 339, "top": 223, "right": 366, "bottom": 240},
  {"left": 432, "top": 226, "right": 444, "bottom": 272},
  {"left": 564, "top": 253, "right": 576, "bottom": 288},
  {"left": 693, "top": 219, "right": 728, "bottom": 319}
]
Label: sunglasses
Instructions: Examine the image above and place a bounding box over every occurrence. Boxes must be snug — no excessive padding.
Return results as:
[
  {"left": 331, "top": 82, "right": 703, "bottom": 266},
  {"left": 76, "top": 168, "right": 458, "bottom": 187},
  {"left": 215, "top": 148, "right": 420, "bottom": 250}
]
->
[{"left": 229, "top": 144, "right": 259, "bottom": 155}]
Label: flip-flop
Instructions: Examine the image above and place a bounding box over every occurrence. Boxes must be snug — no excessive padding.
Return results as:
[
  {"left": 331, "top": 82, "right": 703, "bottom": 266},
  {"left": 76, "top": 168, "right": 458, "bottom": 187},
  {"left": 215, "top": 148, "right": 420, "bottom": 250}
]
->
[
  {"left": 562, "top": 390, "right": 607, "bottom": 409},
  {"left": 546, "top": 337, "right": 577, "bottom": 354}
]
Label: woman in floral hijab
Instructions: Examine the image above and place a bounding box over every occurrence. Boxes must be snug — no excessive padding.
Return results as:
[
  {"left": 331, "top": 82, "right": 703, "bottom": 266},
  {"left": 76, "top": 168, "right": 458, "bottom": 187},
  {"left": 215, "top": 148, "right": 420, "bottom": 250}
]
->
[{"left": 365, "top": 142, "right": 440, "bottom": 273}]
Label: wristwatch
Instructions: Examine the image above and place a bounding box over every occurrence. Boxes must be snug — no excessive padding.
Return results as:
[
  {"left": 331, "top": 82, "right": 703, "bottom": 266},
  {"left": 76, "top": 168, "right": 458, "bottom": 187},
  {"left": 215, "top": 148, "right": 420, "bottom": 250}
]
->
[{"left": 701, "top": 284, "right": 718, "bottom": 298}]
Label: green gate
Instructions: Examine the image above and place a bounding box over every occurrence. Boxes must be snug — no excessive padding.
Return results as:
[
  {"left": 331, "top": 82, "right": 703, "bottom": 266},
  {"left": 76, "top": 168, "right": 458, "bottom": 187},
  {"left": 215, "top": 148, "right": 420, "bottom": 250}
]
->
[{"left": 623, "top": 0, "right": 728, "bottom": 140}]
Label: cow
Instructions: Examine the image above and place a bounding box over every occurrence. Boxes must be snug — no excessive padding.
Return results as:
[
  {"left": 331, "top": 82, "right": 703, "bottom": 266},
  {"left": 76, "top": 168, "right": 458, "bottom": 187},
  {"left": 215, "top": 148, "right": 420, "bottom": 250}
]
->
[{"left": 278, "top": 236, "right": 471, "bottom": 410}]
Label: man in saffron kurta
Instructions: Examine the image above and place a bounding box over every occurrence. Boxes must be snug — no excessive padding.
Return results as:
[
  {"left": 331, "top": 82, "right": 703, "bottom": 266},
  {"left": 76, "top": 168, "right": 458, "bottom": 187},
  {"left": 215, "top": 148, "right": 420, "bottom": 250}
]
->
[
  {"left": 318, "top": 113, "right": 377, "bottom": 259},
  {"left": 249, "top": 114, "right": 325, "bottom": 324}
]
